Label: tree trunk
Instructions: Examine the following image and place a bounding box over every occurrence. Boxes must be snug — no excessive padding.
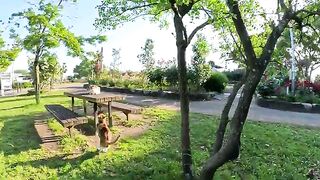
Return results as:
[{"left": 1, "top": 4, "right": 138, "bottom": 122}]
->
[
  {"left": 178, "top": 45, "right": 193, "bottom": 178},
  {"left": 173, "top": 13, "right": 193, "bottom": 178},
  {"left": 212, "top": 72, "right": 247, "bottom": 154},
  {"left": 34, "top": 57, "right": 40, "bottom": 104},
  {"left": 200, "top": 71, "right": 263, "bottom": 179}
]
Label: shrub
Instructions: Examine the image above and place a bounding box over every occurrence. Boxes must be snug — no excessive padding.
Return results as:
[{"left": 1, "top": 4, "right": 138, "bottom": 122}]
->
[
  {"left": 22, "top": 82, "right": 33, "bottom": 88},
  {"left": 12, "top": 82, "right": 33, "bottom": 89},
  {"left": 98, "top": 79, "right": 109, "bottom": 86},
  {"left": 315, "top": 75, "right": 320, "bottom": 83},
  {"left": 223, "top": 69, "right": 245, "bottom": 82},
  {"left": 88, "top": 79, "right": 98, "bottom": 85},
  {"left": 147, "top": 68, "right": 165, "bottom": 87},
  {"left": 188, "top": 64, "right": 212, "bottom": 90},
  {"left": 313, "top": 83, "right": 320, "bottom": 95},
  {"left": 202, "top": 72, "right": 228, "bottom": 93},
  {"left": 257, "top": 79, "right": 281, "bottom": 97},
  {"left": 164, "top": 66, "right": 179, "bottom": 87}
]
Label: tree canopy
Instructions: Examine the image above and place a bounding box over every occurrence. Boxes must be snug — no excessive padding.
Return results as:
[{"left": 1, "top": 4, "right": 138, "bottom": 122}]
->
[
  {"left": 0, "top": 34, "right": 20, "bottom": 72},
  {"left": 10, "top": 0, "right": 106, "bottom": 103}
]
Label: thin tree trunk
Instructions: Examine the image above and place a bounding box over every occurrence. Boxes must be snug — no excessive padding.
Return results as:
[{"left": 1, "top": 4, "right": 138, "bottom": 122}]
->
[
  {"left": 200, "top": 71, "right": 263, "bottom": 179},
  {"left": 173, "top": 13, "right": 193, "bottom": 178},
  {"left": 212, "top": 72, "right": 247, "bottom": 154},
  {"left": 178, "top": 45, "right": 192, "bottom": 178},
  {"left": 34, "top": 57, "right": 40, "bottom": 104}
]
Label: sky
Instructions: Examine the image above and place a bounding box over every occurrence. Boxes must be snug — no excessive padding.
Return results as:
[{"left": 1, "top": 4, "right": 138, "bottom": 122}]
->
[{"left": 1, "top": 0, "right": 299, "bottom": 78}]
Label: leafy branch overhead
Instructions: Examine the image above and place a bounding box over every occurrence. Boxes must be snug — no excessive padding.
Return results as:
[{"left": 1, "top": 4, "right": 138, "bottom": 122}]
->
[
  {"left": 8, "top": 0, "right": 106, "bottom": 104},
  {"left": 0, "top": 35, "right": 20, "bottom": 72}
]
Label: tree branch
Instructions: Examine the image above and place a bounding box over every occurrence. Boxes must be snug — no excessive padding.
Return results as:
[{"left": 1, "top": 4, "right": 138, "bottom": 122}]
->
[
  {"left": 227, "top": 26, "right": 247, "bottom": 63},
  {"left": 187, "top": 20, "right": 210, "bottom": 45},
  {"left": 259, "top": 11, "right": 293, "bottom": 67},
  {"left": 226, "top": 0, "right": 257, "bottom": 67}
]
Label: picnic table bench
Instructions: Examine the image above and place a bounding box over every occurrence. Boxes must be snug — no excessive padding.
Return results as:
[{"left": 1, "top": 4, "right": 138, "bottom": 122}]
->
[
  {"left": 45, "top": 104, "right": 88, "bottom": 136},
  {"left": 99, "top": 102, "right": 142, "bottom": 121}
]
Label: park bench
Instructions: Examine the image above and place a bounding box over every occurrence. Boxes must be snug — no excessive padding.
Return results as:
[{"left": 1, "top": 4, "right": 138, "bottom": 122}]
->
[
  {"left": 45, "top": 104, "right": 88, "bottom": 136},
  {"left": 99, "top": 102, "right": 142, "bottom": 121}
]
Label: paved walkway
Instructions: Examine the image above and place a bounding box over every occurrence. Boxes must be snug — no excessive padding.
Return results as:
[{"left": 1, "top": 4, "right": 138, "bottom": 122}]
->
[{"left": 57, "top": 83, "right": 320, "bottom": 128}]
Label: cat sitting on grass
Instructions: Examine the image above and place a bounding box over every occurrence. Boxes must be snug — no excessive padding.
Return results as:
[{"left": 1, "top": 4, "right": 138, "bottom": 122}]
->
[{"left": 97, "top": 111, "right": 120, "bottom": 152}]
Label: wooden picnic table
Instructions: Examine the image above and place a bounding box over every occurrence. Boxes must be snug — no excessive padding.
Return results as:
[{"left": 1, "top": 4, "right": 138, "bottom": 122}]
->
[{"left": 64, "top": 91, "right": 125, "bottom": 136}]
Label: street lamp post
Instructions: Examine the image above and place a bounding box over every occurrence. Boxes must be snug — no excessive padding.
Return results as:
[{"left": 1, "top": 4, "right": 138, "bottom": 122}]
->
[{"left": 289, "top": 28, "right": 296, "bottom": 95}]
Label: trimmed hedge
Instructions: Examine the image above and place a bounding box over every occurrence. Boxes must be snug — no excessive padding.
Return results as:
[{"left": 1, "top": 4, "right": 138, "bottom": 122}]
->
[{"left": 202, "top": 72, "right": 228, "bottom": 93}]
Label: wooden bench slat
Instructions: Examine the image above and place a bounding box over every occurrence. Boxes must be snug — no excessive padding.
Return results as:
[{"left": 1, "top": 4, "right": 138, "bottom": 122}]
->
[
  {"left": 98, "top": 102, "right": 142, "bottom": 121},
  {"left": 111, "top": 102, "right": 142, "bottom": 114},
  {"left": 45, "top": 104, "right": 88, "bottom": 128}
]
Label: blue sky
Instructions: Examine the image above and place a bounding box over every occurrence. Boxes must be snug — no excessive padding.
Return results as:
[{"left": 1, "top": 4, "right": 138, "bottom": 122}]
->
[
  {"left": 0, "top": 0, "right": 283, "bottom": 77},
  {"left": 0, "top": 0, "right": 184, "bottom": 75}
]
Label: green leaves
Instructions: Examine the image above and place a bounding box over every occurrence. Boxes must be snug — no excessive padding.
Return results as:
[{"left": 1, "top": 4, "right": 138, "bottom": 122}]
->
[
  {"left": 137, "top": 38, "right": 155, "bottom": 72},
  {"left": 0, "top": 35, "right": 21, "bottom": 72},
  {"left": 95, "top": 0, "right": 170, "bottom": 30}
]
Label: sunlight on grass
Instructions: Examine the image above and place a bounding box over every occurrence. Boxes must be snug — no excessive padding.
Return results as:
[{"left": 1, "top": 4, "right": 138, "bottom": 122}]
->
[{"left": 0, "top": 91, "right": 320, "bottom": 179}]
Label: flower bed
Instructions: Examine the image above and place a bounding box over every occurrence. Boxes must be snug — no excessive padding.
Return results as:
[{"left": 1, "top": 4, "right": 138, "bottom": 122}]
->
[
  {"left": 84, "top": 84, "right": 216, "bottom": 101},
  {"left": 256, "top": 96, "right": 320, "bottom": 114}
]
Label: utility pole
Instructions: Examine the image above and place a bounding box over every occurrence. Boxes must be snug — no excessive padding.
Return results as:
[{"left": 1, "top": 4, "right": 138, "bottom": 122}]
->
[{"left": 289, "top": 28, "right": 296, "bottom": 95}]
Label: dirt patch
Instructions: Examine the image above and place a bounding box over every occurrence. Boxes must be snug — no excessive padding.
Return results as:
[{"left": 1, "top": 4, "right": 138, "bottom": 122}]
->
[
  {"left": 34, "top": 120, "right": 60, "bottom": 151},
  {"left": 83, "top": 112, "right": 154, "bottom": 148}
]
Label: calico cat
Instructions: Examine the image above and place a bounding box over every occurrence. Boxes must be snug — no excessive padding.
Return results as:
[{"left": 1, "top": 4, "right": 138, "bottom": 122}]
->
[
  {"left": 87, "top": 85, "right": 101, "bottom": 95},
  {"left": 97, "top": 111, "right": 120, "bottom": 152}
]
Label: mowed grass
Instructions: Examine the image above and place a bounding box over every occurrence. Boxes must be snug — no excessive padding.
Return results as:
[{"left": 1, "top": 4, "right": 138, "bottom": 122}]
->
[{"left": 0, "top": 91, "right": 320, "bottom": 179}]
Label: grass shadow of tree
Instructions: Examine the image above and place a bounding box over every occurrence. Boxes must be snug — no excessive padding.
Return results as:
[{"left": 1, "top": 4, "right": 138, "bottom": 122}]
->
[
  {"left": 9, "top": 150, "right": 99, "bottom": 176},
  {"left": 0, "top": 113, "right": 49, "bottom": 155}
]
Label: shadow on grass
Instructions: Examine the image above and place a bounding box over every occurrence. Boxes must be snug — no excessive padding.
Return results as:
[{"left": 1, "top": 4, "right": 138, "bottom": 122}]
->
[
  {"left": 0, "top": 94, "right": 65, "bottom": 104},
  {"left": 0, "top": 113, "right": 49, "bottom": 155},
  {"left": 10, "top": 150, "right": 99, "bottom": 176},
  {"left": 0, "top": 96, "right": 34, "bottom": 103},
  {"left": 0, "top": 104, "right": 33, "bottom": 111},
  {"left": 75, "top": 121, "right": 96, "bottom": 136}
]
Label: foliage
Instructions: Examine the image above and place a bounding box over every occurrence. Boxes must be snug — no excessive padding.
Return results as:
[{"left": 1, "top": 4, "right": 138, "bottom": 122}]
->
[
  {"left": 313, "top": 83, "right": 320, "bottom": 95},
  {"left": 164, "top": 65, "right": 179, "bottom": 87},
  {"left": 137, "top": 38, "right": 155, "bottom": 72},
  {"left": 0, "top": 34, "right": 20, "bottom": 72},
  {"left": 110, "top": 48, "right": 121, "bottom": 77},
  {"left": 315, "top": 75, "right": 320, "bottom": 83},
  {"left": 74, "top": 56, "right": 94, "bottom": 80},
  {"left": 257, "top": 79, "right": 280, "bottom": 97},
  {"left": 12, "top": 82, "right": 33, "bottom": 89},
  {"left": 28, "top": 53, "right": 62, "bottom": 89},
  {"left": 10, "top": 0, "right": 105, "bottom": 103},
  {"left": 190, "top": 34, "right": 212, "bottom": 89},
  {"left": 1, "top": 93, "right": 320, "bottom": 178},
  {"left": 202, "top": 72, "right": 228, "bottom": 93},
  {"left": 223, "top": 69, "right": 245, "bottom": 82},
  {"left": 147, "top": 68, "right": 165, "bottom": 87}
]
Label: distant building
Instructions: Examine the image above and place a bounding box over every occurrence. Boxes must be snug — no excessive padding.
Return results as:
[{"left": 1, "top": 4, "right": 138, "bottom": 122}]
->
[{"left": 208, "top": 61, "right": 223, "bottom": 72}]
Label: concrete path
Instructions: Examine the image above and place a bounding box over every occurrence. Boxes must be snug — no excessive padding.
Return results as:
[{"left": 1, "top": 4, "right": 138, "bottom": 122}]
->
[{"left": 57, "top": 83, "right": 320, "bottom": 128}]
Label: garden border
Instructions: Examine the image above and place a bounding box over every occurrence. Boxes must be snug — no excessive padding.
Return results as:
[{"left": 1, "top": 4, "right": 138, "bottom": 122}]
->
[
  {"left": 84, "top": 84, "right": 215, "bottom": 101},
  {"left": 256, "top": 96, "right": 320, "bottom": 114}
]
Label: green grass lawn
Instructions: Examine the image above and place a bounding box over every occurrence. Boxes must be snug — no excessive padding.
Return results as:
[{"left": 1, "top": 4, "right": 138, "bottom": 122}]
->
[{"left": 0, "top": 91, "right": 320, "bottom": 179}]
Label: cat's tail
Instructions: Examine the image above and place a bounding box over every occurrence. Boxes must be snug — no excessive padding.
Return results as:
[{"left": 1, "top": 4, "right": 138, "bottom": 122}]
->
[{"left": 107, "top": 135, "right": 120, "bottom": 145}]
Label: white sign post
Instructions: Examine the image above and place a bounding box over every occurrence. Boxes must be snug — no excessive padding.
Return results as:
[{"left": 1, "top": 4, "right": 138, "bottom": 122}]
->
[{"left": 0, "top": 73, "right": 13, "bottom": 96}]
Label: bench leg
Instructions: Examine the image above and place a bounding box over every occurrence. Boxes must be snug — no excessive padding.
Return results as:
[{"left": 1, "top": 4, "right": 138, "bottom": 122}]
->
[
  {"left": 83, "top": 100, "right": 87, "bottom": 116},
  {"left": 108, "top": 101, "right": 113, "bottom": 127},
  {"left": 68, "top": 127, "right": 73, "bottom": 137},
  {"left": 124, "top": 112, "right": 129, "bottom": 121},
  {"left": 94, "top": 103, "right": 98, "bottom": 136},
  {"left": 71, "top": 97, "right": 75, "bottom": 112}
]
